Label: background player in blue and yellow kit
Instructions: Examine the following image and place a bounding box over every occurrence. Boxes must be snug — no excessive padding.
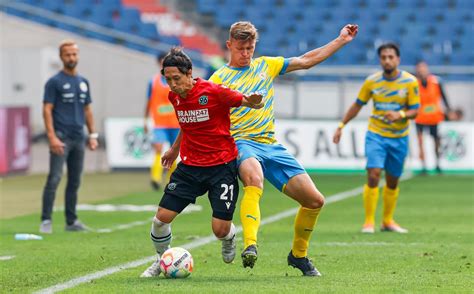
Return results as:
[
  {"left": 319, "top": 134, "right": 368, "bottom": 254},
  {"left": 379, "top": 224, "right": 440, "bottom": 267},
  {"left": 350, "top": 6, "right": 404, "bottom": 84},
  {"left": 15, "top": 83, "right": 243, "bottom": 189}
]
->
[
  {"left": 333, "top": 43, "right": 420, "bottom": 234},
  {"left": 210, "top": 21, "right": 358, "bottom": 276}
]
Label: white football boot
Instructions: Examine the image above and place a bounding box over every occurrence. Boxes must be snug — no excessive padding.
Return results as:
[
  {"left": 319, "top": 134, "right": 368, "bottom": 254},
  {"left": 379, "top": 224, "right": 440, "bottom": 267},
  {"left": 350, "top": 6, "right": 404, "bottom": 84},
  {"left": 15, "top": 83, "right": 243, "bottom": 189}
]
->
[
  {"left": 221, "top": 235, "right": 236, "bottom": 263},
  {"left": 381, "top": 222, "right": 408, "bottom": 233},
  {"left": 140, "top": 256, "right": 161, "bottom": 278}
]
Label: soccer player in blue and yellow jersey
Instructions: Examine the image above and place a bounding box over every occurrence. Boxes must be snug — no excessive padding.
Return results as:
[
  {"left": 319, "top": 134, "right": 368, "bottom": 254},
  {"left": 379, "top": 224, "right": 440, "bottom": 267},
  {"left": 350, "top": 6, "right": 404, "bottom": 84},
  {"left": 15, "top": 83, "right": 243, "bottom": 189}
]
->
[
  {"left": 333, "top": 43, "right": 420, "bottom": 234},
  {"left": 210, "top": 21, "right": 358, "bottom": 276}
]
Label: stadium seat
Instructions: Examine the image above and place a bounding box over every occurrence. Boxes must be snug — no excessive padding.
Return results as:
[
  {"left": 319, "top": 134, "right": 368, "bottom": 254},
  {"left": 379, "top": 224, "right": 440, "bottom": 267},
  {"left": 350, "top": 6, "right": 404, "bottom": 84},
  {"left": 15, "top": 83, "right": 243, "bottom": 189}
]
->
[
  {"left": 88, "top": 6, "right": 116, "bottom": 27},
  {"left": 399, "top": 50, "right": 418, "bottom": 65},
  {"left": 119, "top": 7, "right": 141, "bottom": 23},
  {"left": 61, "top": 4, "right": 88, "bottom": 18},
  {"left": 159, "top": 35, "right": 181, "bottom": 46},
  {"left": 362, "top": 0, "right": 391, "bottom": 9},
  {"left": 336, "top": 0, "right": 365, "bottom": 9},
  {"left": 196, "top": 0, "right": 217, "bottom": 14},
  {"left": 138, "top": 23, "right": 160, "bottom": 40},
  {"left": 101, "top": 0, "right": 122, "bottom": 9},
  {"left": 5, "top": 0, "right": 473, "bottom": 66},
  {"left": 244, "top": 10, "right": 267, "bottom": 22},
  {"left": 38, "top": 0, "right": 62, "bottom": 13},
  {"left": 16, "top": 0, "right": 38, "bottom": 4},
  {"left": 395, "top": 0, "right": 415, "bottom": 7},
  {"left": 455, "top": 0, "right": 474, "bottom": 9},
  {"left": 301, "top": 9, "right": 328, "bottom": 22},
  {"left": 448, "top": 53, "right": 473, "bottom": 65}
]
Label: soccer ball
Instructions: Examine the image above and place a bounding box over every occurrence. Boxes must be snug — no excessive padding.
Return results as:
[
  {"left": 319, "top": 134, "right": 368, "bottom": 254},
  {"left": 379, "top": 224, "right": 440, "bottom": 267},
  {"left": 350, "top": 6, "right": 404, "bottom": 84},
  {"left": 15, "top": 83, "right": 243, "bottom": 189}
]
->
[{"left": 159, "top": 247, "right": 194, "bottom": 278}]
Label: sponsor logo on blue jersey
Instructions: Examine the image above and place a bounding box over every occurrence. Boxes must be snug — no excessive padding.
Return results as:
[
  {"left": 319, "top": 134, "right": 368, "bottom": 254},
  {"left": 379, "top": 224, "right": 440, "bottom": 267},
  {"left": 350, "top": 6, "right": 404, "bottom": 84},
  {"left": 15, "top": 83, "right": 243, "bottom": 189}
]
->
[{"left": 374, "top": 102, "right": 402, "bottom": 111}]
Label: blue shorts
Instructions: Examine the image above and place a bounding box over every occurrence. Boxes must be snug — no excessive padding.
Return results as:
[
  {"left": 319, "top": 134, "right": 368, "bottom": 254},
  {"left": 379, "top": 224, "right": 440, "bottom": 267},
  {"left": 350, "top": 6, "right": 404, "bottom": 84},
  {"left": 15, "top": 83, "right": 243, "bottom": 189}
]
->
[
  {"left": 365, "top": 131, "right": 409, "bottom": 178},
  {"left": 236, "top": 140, "right": 306, "bottom": 192},
  {"left": 152, "top": 128, "right": 180, "bottom": 144}
]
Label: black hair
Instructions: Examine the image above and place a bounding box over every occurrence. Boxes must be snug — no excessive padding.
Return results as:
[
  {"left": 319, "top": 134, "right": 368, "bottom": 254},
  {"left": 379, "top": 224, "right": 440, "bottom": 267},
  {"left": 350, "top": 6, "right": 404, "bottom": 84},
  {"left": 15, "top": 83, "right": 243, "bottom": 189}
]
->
[
  {"left": 377, "top": 43, "right": 400, "bottom": 57},
  {"left": 161, "top": 47, "right": 193, "bottom": 75}
]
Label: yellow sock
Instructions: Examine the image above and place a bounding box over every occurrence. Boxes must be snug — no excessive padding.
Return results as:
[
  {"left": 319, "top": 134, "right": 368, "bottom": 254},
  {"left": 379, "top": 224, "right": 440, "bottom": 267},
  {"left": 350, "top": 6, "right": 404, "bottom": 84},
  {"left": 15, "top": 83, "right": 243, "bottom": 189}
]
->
[
  {"left": 165, "top": 161, "right": 177, "bottom": 184},
  {"left": 151, "top": 154, "right": 163, "bottom": 183},
  {"left": 363, "top": 184, "right": 379, "bottom": 225},
  {"left": 240, "top": 186, "right": 263, "bottom": 248},
  {"left": 292, "top": 207, "right": 321, "bottom": 258},
  {"left": 382, "top": 186, "right": 400, "bottom": 225}
]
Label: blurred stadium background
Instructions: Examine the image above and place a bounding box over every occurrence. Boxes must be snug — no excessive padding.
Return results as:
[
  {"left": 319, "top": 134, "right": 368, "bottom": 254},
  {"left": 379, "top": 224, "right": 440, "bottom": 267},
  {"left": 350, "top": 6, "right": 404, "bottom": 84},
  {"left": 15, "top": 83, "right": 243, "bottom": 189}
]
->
[
  {"left": 0, "top": 0, "right": 473, "bottom": 175},
  {"left": 0, "top": 1, "right": 473, "bottom": 292}
]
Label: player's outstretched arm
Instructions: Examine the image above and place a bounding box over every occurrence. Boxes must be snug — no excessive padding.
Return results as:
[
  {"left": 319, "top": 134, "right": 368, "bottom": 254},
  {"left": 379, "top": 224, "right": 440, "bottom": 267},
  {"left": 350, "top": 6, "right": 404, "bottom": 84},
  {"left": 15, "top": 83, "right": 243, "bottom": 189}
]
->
[
  {"left": 162, "top": 130, "right": 182, "bottom": 168},
  {"left": 285, "top": 24, "right": 358, "bottom": 73},
  {"left": 333, "top": 102, "right": 363, "bottom": 144},
  {"left": 241, "top": 93, "right": 264, "bottom": 109}
]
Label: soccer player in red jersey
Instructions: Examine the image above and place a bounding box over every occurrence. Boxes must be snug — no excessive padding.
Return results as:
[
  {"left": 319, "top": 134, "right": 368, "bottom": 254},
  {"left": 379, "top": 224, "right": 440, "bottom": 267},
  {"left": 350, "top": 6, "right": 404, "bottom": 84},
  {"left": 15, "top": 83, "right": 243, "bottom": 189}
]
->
[{"left": 141, "top": 48, "right": 264, "bottom": 278}]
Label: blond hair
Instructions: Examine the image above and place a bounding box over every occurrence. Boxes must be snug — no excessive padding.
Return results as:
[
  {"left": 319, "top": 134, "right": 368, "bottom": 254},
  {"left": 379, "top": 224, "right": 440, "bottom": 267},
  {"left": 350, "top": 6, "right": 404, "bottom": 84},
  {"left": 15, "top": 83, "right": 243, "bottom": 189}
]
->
[
  {"left": 59, "top": 39, "right": 78, "bottom": 55},
  {"left": 229, "top": 21, "right": 258, "bottom": 41}
]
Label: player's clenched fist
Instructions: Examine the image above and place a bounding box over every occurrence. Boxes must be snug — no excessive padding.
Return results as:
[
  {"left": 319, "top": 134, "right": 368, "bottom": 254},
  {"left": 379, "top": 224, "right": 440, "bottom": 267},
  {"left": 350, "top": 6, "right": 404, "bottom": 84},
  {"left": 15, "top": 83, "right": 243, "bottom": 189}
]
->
[
  {"left": 339, "top": 24, "right": 359, "bottom": 42},
  {"left": 243, "top": 92, "right": 264, "bottom": 109}
]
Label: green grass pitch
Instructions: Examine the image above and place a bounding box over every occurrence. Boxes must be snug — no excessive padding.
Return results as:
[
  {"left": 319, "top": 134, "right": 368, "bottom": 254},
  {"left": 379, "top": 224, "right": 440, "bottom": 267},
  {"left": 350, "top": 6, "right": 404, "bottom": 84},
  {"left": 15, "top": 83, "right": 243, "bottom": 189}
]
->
[{"left": 1, "top": 173, "right": 473, "bottom": 293}]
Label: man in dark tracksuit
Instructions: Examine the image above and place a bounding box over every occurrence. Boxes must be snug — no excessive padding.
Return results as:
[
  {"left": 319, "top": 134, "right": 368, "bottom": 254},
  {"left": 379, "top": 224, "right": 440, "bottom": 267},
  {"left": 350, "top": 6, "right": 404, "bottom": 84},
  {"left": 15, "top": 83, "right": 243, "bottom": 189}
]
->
[{"left": 40, "top": 39, "right": 98, "bottom": 234}]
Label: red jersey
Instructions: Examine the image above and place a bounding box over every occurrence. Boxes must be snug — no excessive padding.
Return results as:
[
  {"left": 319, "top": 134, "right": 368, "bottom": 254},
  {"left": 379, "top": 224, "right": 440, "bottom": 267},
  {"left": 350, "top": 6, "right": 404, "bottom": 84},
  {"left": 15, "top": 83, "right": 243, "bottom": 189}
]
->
[{"left": 168, "top": 78, "right": 243, "bottom": 166}]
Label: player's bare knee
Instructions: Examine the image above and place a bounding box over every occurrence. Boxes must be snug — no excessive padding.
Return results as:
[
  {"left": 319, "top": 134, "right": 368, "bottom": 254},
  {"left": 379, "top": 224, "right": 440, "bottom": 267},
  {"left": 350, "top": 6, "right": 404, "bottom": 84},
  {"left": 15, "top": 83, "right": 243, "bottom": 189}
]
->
[
  {"left": 386, "top": 183, "right": 398, "bottom": 190},
  {"left": 156, "top": 207, "right": 174, "bottom": 224},
  {"left": 368, "top": 170, "right": 381, "bottom": 187},
  {"left": 242, "top": 174, "right": 264, "bottom": 188},
  {"left": 212, "top": 224, "right": 230, "bottom": 239},
  {"left": 368, "top": 178, "right": 379, "bottom": 187},
  {"left": 315, "top": 194, "right": 325, "bottom": 208},
  {"left": 305, "top": 194, "right": 325, "bottom": 209},
  {"left": 385, "top": 178, "right": 399, "bottom": 190}
]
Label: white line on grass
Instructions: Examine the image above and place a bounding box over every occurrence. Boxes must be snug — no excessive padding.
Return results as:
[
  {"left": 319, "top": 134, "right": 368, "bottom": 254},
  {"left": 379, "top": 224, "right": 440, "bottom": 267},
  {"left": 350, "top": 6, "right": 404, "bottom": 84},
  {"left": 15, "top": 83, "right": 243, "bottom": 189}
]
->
[
  {"left": 320, "top": 242, "right": 423, "bottom": 247},
  {"left": 35, "top": 174, "right": 414, "bottom": 294},
  {"left": 86, "top": 205, "right": 203, "bottom": 233},
  {"left": 75, "top": 204, "right": 203, "bottom": 213},
  {"left": 93, "top": 219, "right": 153, "bottom": 233},
  {"left": 0, "top": 255, "right": 15, "bottom": 261}
]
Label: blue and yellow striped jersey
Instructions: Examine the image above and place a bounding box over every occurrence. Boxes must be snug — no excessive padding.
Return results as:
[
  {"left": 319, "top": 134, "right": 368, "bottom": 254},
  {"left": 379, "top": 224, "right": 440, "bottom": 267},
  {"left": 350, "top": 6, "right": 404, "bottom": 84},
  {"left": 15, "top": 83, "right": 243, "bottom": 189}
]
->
[
  {"left": 209, "top": 56, "right": 289, "bottom": 144},
  {"left": 357, "top": 70, "right": 420, "bottom": 138}
]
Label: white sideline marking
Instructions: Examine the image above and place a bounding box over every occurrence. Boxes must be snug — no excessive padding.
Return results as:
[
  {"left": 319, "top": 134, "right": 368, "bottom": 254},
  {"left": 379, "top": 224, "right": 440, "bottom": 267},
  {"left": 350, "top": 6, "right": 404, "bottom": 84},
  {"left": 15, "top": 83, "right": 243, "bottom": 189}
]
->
[
  {"left": 87, "top": 205, "right": 203, "bottom": 233},
  {"left": 94, "top": 220, "right": 152, "bottom": 233},
  {"left": 35, "top": 175, "right": 413, "bottom": 294},
  {"left": 320, "top": 242, "right": 422, "bottom": 247},
  {"left": 0, "top": 255, "right": 15, "bottom": 261},
  {"left": 77, "top": 204, "right": 157, "bottom": 212},
  {"left": 76, "top": 204, "right": 203, "bottom": 213}
]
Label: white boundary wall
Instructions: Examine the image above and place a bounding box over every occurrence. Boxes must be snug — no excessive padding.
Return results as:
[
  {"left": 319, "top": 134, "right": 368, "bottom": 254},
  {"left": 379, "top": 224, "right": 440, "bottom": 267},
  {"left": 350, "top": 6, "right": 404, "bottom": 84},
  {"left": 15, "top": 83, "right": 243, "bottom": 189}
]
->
[
  {"left": 105, "top": 118, "right": 473, "bottom": 171},
  {"left": 274, "top": 120, "right": 474, "bottom": 172}
]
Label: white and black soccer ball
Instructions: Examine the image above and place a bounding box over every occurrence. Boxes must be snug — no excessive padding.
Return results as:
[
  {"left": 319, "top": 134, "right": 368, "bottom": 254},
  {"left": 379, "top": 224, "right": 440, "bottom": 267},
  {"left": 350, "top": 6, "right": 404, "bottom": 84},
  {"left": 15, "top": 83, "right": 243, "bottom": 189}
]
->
[{"left": 159, "top": 247, "right": 194, "bottom": 278}]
